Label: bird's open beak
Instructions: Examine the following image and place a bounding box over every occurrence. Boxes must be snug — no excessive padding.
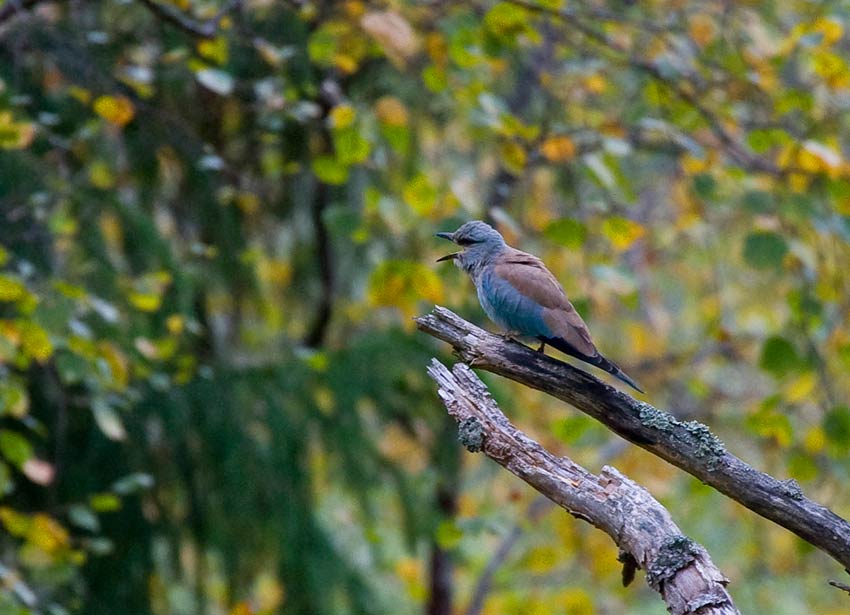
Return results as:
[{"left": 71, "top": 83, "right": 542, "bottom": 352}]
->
[{"left": 435, "top": 232, "right": 459, "bottom": 262}]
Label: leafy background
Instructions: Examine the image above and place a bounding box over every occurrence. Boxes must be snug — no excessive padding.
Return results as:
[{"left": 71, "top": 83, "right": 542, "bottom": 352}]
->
[{"left": 1, "top": 0, "right": 850, "bottom": 613}]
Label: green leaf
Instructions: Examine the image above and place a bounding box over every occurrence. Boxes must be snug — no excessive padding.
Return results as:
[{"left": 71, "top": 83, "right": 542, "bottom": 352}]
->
[
  {"left": 823, "top": 405, "right": 850, "bottom": 453},
  {"left": 312, "top": 156, "right": 349, "bottom": 185},
  {"left": 692, "top": 173, "right": 716, "bottom": 198},
  {"left": 551, "top": 415, "right": 597, "bottom": 444},
  {"left": 743, "top": 231, "right": 788, "bottom": 270},
  {"left": 0, "top": 430, "right": 33, "bottom": 466},
  {"left": 89, "top": 493, "right": 122, "bottom": 512},
  {"left": 544, "top": 218, "right": 587, "bottom": 249},
  {"left": 434, "top": 520, "right": 462, "bottom": 549},
  {"left": 333, "top": 128, "right": 371, "bottom": 165},
  {"left": 759, "top": 336, "right": 802, "bottom": 377},
  {"left": 745, "top": 407, "right": 793, "bottom": 447},
  {"left": 742, "top": 191, "right": 773, "bottom": 213}
]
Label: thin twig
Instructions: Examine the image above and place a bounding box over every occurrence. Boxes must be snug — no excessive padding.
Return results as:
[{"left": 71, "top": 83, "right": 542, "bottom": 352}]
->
[
  {"left": 137, "top": 0, "right": 240, "bottom": 38},
  {"left": 504, "top": 0, "right": 782, "bottom": 176}
]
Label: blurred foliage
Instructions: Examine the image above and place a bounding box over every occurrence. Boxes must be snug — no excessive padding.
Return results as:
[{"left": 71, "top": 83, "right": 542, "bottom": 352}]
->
[{"left": 1, "top": 0, "right": 850, "bottom": 614}]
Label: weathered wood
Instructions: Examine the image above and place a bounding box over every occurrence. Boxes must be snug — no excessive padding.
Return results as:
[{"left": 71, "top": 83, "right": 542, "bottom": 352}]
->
[
  {"left": 427, "top": 360, "right": 740, "bottom": 615},
  {"left": 416, "top": 306, "right": 850, "bottom": 570}
]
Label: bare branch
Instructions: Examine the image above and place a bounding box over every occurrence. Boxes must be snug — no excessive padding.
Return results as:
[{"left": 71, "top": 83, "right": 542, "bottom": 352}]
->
[
  {"left": 465, "top": 497, "right": 551, "bottom": 615},
  {"left": 415, "top": 306, "right": 850, "bottom": 571},
  {"left": 137, "top": 0, "right": 240, "bottom": 39},
  {"left": 427, "top": 359, "right": 739, "bottom": 615},
  {"left": 504, "top": 0, "right": 782, "bottom": 176}
]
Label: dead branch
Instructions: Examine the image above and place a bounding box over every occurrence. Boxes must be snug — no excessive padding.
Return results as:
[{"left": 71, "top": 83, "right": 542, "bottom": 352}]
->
[
  {"left": 427, "top": 359, "right": 739, "bottom": 615},
  {"left": 415, "top": 306, "right": 850, "bottom": 571}
]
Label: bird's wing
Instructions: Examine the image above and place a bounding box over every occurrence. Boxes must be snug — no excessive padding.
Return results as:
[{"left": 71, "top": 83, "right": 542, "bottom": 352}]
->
[{"left": 494, "top": 250, "right": 598, "bottom": 357}]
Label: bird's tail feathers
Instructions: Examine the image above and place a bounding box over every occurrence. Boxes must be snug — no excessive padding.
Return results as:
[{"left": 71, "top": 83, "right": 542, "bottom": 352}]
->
[{"left": 541, "top": 337, "right": 644, "bottom": 393}]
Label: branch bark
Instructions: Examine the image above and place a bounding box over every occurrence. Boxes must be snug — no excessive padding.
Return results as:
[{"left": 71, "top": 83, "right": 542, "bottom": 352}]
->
[
  {"left": 427, "top": 359, "right": 739, "bottom": 615},
  {"left": 415, "top": 306, "right": 850, "bottom": 571}
]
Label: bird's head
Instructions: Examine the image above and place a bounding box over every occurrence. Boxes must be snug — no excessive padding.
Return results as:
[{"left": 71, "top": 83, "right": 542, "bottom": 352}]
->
[{"left": 435, "top": 220, "right": 506, "bottom": 272}]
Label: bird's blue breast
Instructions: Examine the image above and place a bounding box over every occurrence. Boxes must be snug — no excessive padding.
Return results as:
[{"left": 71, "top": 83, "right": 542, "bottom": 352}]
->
[{"left": 477, "top": 270, "right": 552, "bottom": 337}]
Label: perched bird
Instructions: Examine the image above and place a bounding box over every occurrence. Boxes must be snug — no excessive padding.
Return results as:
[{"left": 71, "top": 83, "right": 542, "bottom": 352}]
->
[{"left": 436, "top": 220, "right": 644, "bottom": 393}]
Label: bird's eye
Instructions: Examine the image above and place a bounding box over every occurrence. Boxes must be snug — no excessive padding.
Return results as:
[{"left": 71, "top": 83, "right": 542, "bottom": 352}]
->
[{"left": 456, "top": 237, "right": 478, "bottom": 246}]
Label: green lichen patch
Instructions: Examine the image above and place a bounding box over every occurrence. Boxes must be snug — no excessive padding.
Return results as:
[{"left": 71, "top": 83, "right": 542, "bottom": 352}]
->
[
  {"left": 457, "top": 416, "right": 485, "bottom": 452},
  {"left": 646, "top": 535, "right": 700, "bottom": 590},
  {"left": 637, "top": 402, "right": 674, "bottom": 431}
]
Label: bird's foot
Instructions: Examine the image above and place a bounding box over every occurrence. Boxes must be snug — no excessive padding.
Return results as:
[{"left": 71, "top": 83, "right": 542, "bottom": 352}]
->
[
  {"left": 536, "top": 342, "right": 546, "bottom": 353},
  {"left": 500, "top": 331, "right": 522, "bottom": 343}
]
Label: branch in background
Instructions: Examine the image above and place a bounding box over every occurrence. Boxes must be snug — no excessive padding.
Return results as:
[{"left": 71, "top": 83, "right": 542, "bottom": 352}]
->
[
  {"left": 465, "top": 497, "right": 550, "bottom": 615},
  {"left": 302, "top": 79, "right": 343, "bottom": 349},
  {"left": 415, "top": 306, "right": 850, "bottom": 571},
  {"left": 137, "top": 0, "right": 241, "bottom": 38},
  {"left": 505, "top": 0, "right": 783, "bottom": 176},
  {"left": 302, "top": 180, "right": 334, "bottom": 348},
  {"left": 427, "top": 360, "right": 739, "bottom": 615}
]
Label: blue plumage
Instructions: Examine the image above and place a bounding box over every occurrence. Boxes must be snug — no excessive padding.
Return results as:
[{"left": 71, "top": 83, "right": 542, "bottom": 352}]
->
[
  {"left": 478, "top": 269, "right": 551, "bottom": 338},
  {"left": 436, "top": 220, "right": 644, "bottom": 393}
]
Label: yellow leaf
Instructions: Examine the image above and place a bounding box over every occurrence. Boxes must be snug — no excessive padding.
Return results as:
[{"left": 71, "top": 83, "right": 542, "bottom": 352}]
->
[
  {"left": 0, "top": 111, "right": 35, "bottom": 150},
  {"left": 524, "top": 545, "right": 558, "bottom": 573},
  {"left": 333, "top": 53, "right": 359, "bottom": 74},
  {"left": 128, "top": 292, "right": 162, "bottom": 312},
  {"left": 99, "top": 342, "right": 129, "bottom": 390},
  {"left": 499, "top": 140, "right": 527, "bottom": 174},
  {"left": 368, "top": 261, "right": 443, "bottom": 320},
  {"left": 402, "top": 173, "right": 437, "bottom": 215},
  {"left": 197, "top": 36, "right": 229, "bottom": 65},
  {"left": 93, "top": 95, "right": 135, "bottom": 127},
  {"left": 236, "top": 191, "right": 260, "bottom": 215},
  {"left": 583, "top": 73, "right": 607, "bottom": 94},
  {"left": 343, "top": 1, "right": 365, "bottom": 18},
  {"left": 688, "top": 13, "right": 717, "bottom": 47},
  {"left": 395, "top": 557, "right": 421, "bottom": 584},
  {"left": 166, "top": 314, "right": 185, "bottom": 335},
  {"left": 556, "top": 588, "right": 595, "bottom": 615},
  {"left": 540, "top": 135, "right": 577, "bottom": 163},
  {"left": 28, "top": 514, "right": 69, "bottom": 554},
  {"left": 19, "top": 322, "right": 53, "bottom": 363},
  {"left": 0, "top": 275, "right": 26, "bottom": 302},
  {"left": 89, "top": 160, "right": 115, "bottom": 189},
  {"left": 812, "top": 16, "right": 843, "bottom": 46},
  {"left": 228, "top": 602, "right": 252, "bottom": 615},
  {"left": 602, "top": 216, "right": 645, "bottom": 251},
  {"left": 329, "top": 103, "right": 356, "bottom": 129},
  {"left": 783, "top": 372, "right": 817, "bottom": 403},
  {"left": 375, "top": 96, "right": 409, "bottom": 127},
  {"left": 803, "top": 425, "right": 826, "bottom": 454}
]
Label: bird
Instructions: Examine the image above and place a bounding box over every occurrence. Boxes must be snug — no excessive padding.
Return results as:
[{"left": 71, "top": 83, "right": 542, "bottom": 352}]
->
[{"left": 436, "top": 220, "right": 644, "bottom": 393}]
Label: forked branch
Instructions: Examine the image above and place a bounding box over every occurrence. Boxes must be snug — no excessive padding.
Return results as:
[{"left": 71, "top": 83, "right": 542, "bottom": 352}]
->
[{"left": 427, "top": 359, "right": 739, "bottom": 615}]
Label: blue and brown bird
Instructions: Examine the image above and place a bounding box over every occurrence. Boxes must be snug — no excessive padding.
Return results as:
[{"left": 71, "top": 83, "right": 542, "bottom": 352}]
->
[{"left": 436, "top": 220, "right": 644, "bottom": 393}]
